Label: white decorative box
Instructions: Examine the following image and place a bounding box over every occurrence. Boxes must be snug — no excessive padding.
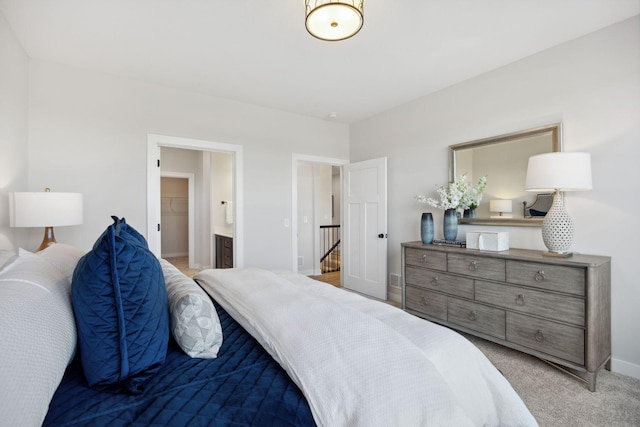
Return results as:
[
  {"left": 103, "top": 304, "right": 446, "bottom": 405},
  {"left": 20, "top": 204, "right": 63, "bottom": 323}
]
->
[{"left": 466, "top": 231, "right": 509, "bottom": 252}]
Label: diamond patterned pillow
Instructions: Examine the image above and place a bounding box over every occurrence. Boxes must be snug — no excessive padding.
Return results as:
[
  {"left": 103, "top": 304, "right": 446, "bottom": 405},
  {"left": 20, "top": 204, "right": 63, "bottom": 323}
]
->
[
  {"left": 160, "top": 259, "right": 223, "bottom": 358},
  {"left": 72, "top": 217, "right": 169, "bottom": 394}
]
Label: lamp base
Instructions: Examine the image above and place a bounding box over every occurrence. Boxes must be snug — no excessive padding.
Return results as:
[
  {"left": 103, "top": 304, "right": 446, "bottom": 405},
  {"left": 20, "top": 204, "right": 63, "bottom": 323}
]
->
[
  {"left": 541, "top": 191, "right": 575, "bottom": 254},
  {"left": 542, "top": 251, "right": 573, "bottom": 258},
  {"left": 37, "top": 226, "right": 57, "bottom": 252}
]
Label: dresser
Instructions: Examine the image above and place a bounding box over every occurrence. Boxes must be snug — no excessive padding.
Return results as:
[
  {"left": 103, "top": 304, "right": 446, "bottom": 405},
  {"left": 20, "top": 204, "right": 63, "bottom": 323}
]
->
[
  {"left": 215, "top": 234, "right": 233, "bottom": 269},
  {"left": 401, "top": 242, "right": 611, "bottom": 391}
]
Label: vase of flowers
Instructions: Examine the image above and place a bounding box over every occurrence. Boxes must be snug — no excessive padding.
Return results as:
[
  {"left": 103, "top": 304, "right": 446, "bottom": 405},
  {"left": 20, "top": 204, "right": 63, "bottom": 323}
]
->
[
  {"left": 443, "top": 208, "right": 458, "bottom": 241},
  {"left": 460, "top": 175, "right": 487, "bottom": 218},
  {"left": 415, "top": 174, "right": 487, "bottom": 241}
]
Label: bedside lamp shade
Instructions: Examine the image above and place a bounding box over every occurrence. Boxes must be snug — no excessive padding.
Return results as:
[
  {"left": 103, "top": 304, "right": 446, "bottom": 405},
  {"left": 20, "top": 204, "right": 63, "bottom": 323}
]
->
[
  {"left": 525, "top": 152, "right": 592, "bottom": 256},
  {"left": 490, "top": 199, "right": 513, "bottom": 218},
  {"left": 9, "top": 189, "right": 83, "bottom": 251}
]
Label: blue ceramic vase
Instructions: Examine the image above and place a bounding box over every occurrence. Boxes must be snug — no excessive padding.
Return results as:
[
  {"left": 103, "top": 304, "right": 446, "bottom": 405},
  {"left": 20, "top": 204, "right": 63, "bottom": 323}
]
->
[
  {"left": 421, "top": 212, "right": 434, "bottom": 244},
  {"left": 443, "top": 208, "right": 458, "bottom": 241}
]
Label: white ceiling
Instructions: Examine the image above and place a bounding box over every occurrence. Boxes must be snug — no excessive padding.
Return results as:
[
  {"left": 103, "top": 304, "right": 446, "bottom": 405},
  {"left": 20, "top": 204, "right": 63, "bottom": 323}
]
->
[{"left": 1, "top": 0, "right": 638, "bottom": 123}]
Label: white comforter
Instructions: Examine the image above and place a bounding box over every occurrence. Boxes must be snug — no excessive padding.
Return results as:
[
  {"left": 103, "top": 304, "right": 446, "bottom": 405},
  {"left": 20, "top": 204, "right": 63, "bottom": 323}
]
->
[{"left": 194, "top": 268, "right": 538, "bottom": 427}]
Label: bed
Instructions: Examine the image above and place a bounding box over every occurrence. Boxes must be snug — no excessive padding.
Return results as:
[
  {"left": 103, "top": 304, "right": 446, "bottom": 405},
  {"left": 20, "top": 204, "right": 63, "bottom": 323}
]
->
[
  {"left": 43, "top": 300, "right": 315, "bottom": 426},
  {"left": 0, "top": 241, "right": 538, "bottom": 427}
]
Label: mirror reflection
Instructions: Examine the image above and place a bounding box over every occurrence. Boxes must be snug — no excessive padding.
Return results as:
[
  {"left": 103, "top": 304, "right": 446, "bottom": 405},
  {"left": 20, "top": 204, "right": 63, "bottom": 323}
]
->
[{"left": 449, "top": 123, "right": 562, "bottom": 226}]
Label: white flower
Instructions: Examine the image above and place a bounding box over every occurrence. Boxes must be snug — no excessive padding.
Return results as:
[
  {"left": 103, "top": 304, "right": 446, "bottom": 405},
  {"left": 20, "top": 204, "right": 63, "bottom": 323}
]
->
[
  {"left": 415, "top": 174, "right": 487, "bottom": 211},
  {"left": 460, "top": 175, "right": 487, "bottom": 210}
]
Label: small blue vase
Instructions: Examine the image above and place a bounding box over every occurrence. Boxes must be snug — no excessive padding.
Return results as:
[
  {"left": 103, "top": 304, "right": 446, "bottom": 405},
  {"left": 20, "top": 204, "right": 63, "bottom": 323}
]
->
[
  {"left": 443, "top": 208, "right": 458, "bottom": 241},
  {"left": 421, "top": 212, "right": 434, "bottom": 244}
]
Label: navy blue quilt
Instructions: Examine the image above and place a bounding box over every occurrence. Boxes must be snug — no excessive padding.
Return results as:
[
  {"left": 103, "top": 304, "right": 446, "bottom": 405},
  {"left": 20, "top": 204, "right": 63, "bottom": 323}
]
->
[{"left": 44, "top": 303, "right": 315, "bottom": 427}]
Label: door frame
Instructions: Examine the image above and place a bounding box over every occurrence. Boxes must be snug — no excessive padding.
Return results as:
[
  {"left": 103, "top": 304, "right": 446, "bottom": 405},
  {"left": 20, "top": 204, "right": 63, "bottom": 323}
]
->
[
  {"left": 291, "top": 154, "right": 349, "bottom": 274},
  {"left": 160, "top": 172, "right": 195, "bottom": 266},
  {"left": 147, "top": 134, "right": 244, "bottom": 267}
]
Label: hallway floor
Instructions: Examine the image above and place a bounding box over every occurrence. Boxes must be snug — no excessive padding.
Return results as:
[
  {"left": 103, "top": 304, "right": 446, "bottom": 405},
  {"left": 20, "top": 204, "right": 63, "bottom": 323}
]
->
[
  {"left": 164, "top": 256, "right": 201, "bottom": 278},
  {"left": 309, "top": 271, "right": 341, "bottom": 288}
]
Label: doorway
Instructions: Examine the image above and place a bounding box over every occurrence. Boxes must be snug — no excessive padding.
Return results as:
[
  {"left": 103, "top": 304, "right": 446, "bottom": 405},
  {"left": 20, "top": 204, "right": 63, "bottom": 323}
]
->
[
  {"left": 292, "top": 154, "right": 348, "bottom": 286},
  {"left": 147, "top": 134, "right": 243, "bottom": 268},
  {"left": 292, "top": 155, "right": 388, "bottom": 299},
  {"left": 160, "top": 172, "right": 195, "bottom": 262}
]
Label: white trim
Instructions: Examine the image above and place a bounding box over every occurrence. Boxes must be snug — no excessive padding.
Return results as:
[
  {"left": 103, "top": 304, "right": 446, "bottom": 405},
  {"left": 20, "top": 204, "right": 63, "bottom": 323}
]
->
[
  {"left": 611, "top": 357, "right": 640, "bottom": 380},
  {"left": 291, "top": 154, "right": 348, "bottom": 273},
  {"left": 161, "top": 251, "right": 189, "bottom": 258},
  {"left": 147, "top": 134, "right": 244, "bottom": 267},
  {"left": 160, "top": 172, "right": 195, "bottom": 268}
]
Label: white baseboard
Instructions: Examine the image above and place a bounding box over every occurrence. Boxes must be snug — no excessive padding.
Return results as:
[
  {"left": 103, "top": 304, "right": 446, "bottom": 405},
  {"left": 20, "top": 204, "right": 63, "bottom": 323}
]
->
[
  {"left": 161, "top": 251, "right": 188, "bottom": 258},
  {"left": 611, "top": 357, "right": 640, "bottom": 380},
  {"left": 387, "top": 286, "right": 401, "bottom": 304}
]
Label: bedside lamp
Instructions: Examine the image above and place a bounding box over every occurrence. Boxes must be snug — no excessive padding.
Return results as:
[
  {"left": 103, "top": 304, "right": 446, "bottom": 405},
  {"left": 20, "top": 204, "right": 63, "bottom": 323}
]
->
[
  {"left": 9, "top": 188, "right": 83, "bottom": 251},
  {"left": 490, "top": 199, "right": 513, "bottom": 218},
  {"left": 525, "top": 152, "right": 592, "bottom": 257}
]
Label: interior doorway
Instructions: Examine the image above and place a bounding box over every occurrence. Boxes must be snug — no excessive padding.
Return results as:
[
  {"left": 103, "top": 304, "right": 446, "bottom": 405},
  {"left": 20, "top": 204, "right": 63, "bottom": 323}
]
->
[
  {"left": 292, "top": 154, "right": 348, "bottom": 286},
  {"left": 160, "top": 176, "right": 190, "bottom": 258},
  {"left": 147, "top": 134, "right": 244, "bottom": 269}
]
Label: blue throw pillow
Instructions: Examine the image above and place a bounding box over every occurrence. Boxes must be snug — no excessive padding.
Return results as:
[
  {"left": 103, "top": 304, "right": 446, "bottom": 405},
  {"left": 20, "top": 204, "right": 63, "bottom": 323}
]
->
[{"left": 72, "top": 216, "right": 169, "bottom": 394}]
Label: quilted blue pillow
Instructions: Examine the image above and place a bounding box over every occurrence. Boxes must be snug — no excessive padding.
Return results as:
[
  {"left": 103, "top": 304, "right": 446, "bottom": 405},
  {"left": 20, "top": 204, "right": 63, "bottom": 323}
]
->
[{"left": 72, "top": 216, "right": 169, "bottom": 394}]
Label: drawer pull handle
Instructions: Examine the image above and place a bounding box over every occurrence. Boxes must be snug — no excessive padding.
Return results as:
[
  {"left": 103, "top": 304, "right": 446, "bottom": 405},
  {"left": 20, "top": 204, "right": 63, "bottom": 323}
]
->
[
  {"left": 468, "top": 310, "right": 478, "bottom": 321},
  {"left": 421, "top": 254, "right": 428, "bottom": 262},
  {"left": 534, "top": 270, "right": 546, "bottom": 282},
  {"left": 515, "top": 294, "right": 525, "bottom": 306},
  {"left": 468, "top": 260, "right": 478, "bottom": 271},
  {"left": 422, "top": 297, "right": 429, "bottom": 306},
  {"left": 431, "top": 276, "right": 439, "bottom": 286},
  {"left": 535, "top": 329, "right": 545, "bottom": 342}
]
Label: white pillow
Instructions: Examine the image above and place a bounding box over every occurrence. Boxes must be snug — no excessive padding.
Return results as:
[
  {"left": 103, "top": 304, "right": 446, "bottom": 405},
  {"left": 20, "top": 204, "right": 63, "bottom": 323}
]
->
[
  {"left": 19, "top": 243, "right": 85, "bottom": 283},
  {"left": 0, "top": 249, "right": 17, "bottom": 272},
  {"left": 160, "top": 259, "right": 223, "bottom": 359},
  {"left": 0, "top": 244, "right": 83, "bottom": 427}
]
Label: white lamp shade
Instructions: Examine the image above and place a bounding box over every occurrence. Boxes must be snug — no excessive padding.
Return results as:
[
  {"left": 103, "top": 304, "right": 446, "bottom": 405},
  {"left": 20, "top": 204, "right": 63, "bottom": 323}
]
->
[
  {"left": 305, "top": 0, "right": 364, "bottom": 41},
  {"left": 490, "top": 199, "right": 512, "bottom": 213},
  {"left": 525, "top": 152, "right": 592, "bottom": 192},
  {"left": 9, "top": 192, "right": 83, "bottom": 227}
]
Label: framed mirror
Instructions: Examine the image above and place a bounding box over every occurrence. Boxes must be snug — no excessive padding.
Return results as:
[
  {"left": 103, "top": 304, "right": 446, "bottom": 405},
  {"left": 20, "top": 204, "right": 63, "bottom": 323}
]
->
[{"left": 449, "top": 123, "right": 562, "bottom": 226}]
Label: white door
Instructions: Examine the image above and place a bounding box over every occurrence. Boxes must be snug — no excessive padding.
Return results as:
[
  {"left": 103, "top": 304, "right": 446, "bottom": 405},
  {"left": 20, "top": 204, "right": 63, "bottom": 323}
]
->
[{"left": 342, "top": 157, "right": 387, "bottom": 299}]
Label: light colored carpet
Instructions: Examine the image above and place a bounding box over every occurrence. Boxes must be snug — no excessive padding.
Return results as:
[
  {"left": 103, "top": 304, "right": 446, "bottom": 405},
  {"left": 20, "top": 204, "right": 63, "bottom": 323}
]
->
[{"left": 464, "top": 334, "right": 640, "bottom": 427}]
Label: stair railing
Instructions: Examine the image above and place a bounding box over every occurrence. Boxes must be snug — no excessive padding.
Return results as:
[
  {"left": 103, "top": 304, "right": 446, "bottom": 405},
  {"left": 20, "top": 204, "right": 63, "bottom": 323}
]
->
[{"left": 320, "top": 225, "right": 340, "bottom": 273}]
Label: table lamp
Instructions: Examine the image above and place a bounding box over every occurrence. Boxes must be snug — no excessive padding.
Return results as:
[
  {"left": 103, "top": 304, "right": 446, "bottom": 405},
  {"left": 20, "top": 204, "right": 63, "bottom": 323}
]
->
[
  {"left": 9, "top": 188, "right": 83, "bottom": 251},
  {"left": 490, "top": 199, "right": 513, "bottom": 218},
  {"left": 525, "top": 152, "right": 592, "bottom": 257}
]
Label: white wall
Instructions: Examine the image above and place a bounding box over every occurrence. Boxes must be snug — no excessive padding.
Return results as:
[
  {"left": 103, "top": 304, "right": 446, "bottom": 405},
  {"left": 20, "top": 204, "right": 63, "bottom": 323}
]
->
[
  {"left": 296, "top": 162, "right": 333, "bottom": 275},
  {"left": 0, "top": 12, "right": 29, "bottom": 251},
  {"left": 297, "top": 162, "right": 314, "bottom": 274},
  {"left": 211, "top": 151, "right": 233, "bottom": 236},
  {"left": 26, "top": 60, "right": 350, "bottom": 271},
  {"left": 351, "top": 17, "right": 640, "bottom": 378}
]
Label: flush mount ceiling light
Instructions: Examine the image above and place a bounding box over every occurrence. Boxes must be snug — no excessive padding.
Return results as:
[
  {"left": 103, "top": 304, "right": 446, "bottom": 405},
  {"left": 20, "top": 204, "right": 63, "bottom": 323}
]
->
[{"left": 305, "top": 1, "right": 364, "bottom": 41}]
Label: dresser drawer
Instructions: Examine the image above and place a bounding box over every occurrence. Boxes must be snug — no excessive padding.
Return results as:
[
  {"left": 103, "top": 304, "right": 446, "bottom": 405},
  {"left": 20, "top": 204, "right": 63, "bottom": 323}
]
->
[
  {"left": 475, "top": 280, "right": 585, "bottom": 326},
  {"left": 507, "top": 312, "right": 584, "bottom": 365},
  {"left": 447, "top": 298, "right": 505, "bottom": 339},
  {"left": 448, "top": 254, "right": 505, "bottom": 282},
  {"left": 405, "top": 266, "right": 473, "bottom": 299},
  {"left": 405, "top": 248, "right": 447, "bottom": 271},
  {"left": 506, "top": 260, "right": 584, "bottom": 296},
  {"left": 405, "top": 286, "right": 447, "bottom": 321}
]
